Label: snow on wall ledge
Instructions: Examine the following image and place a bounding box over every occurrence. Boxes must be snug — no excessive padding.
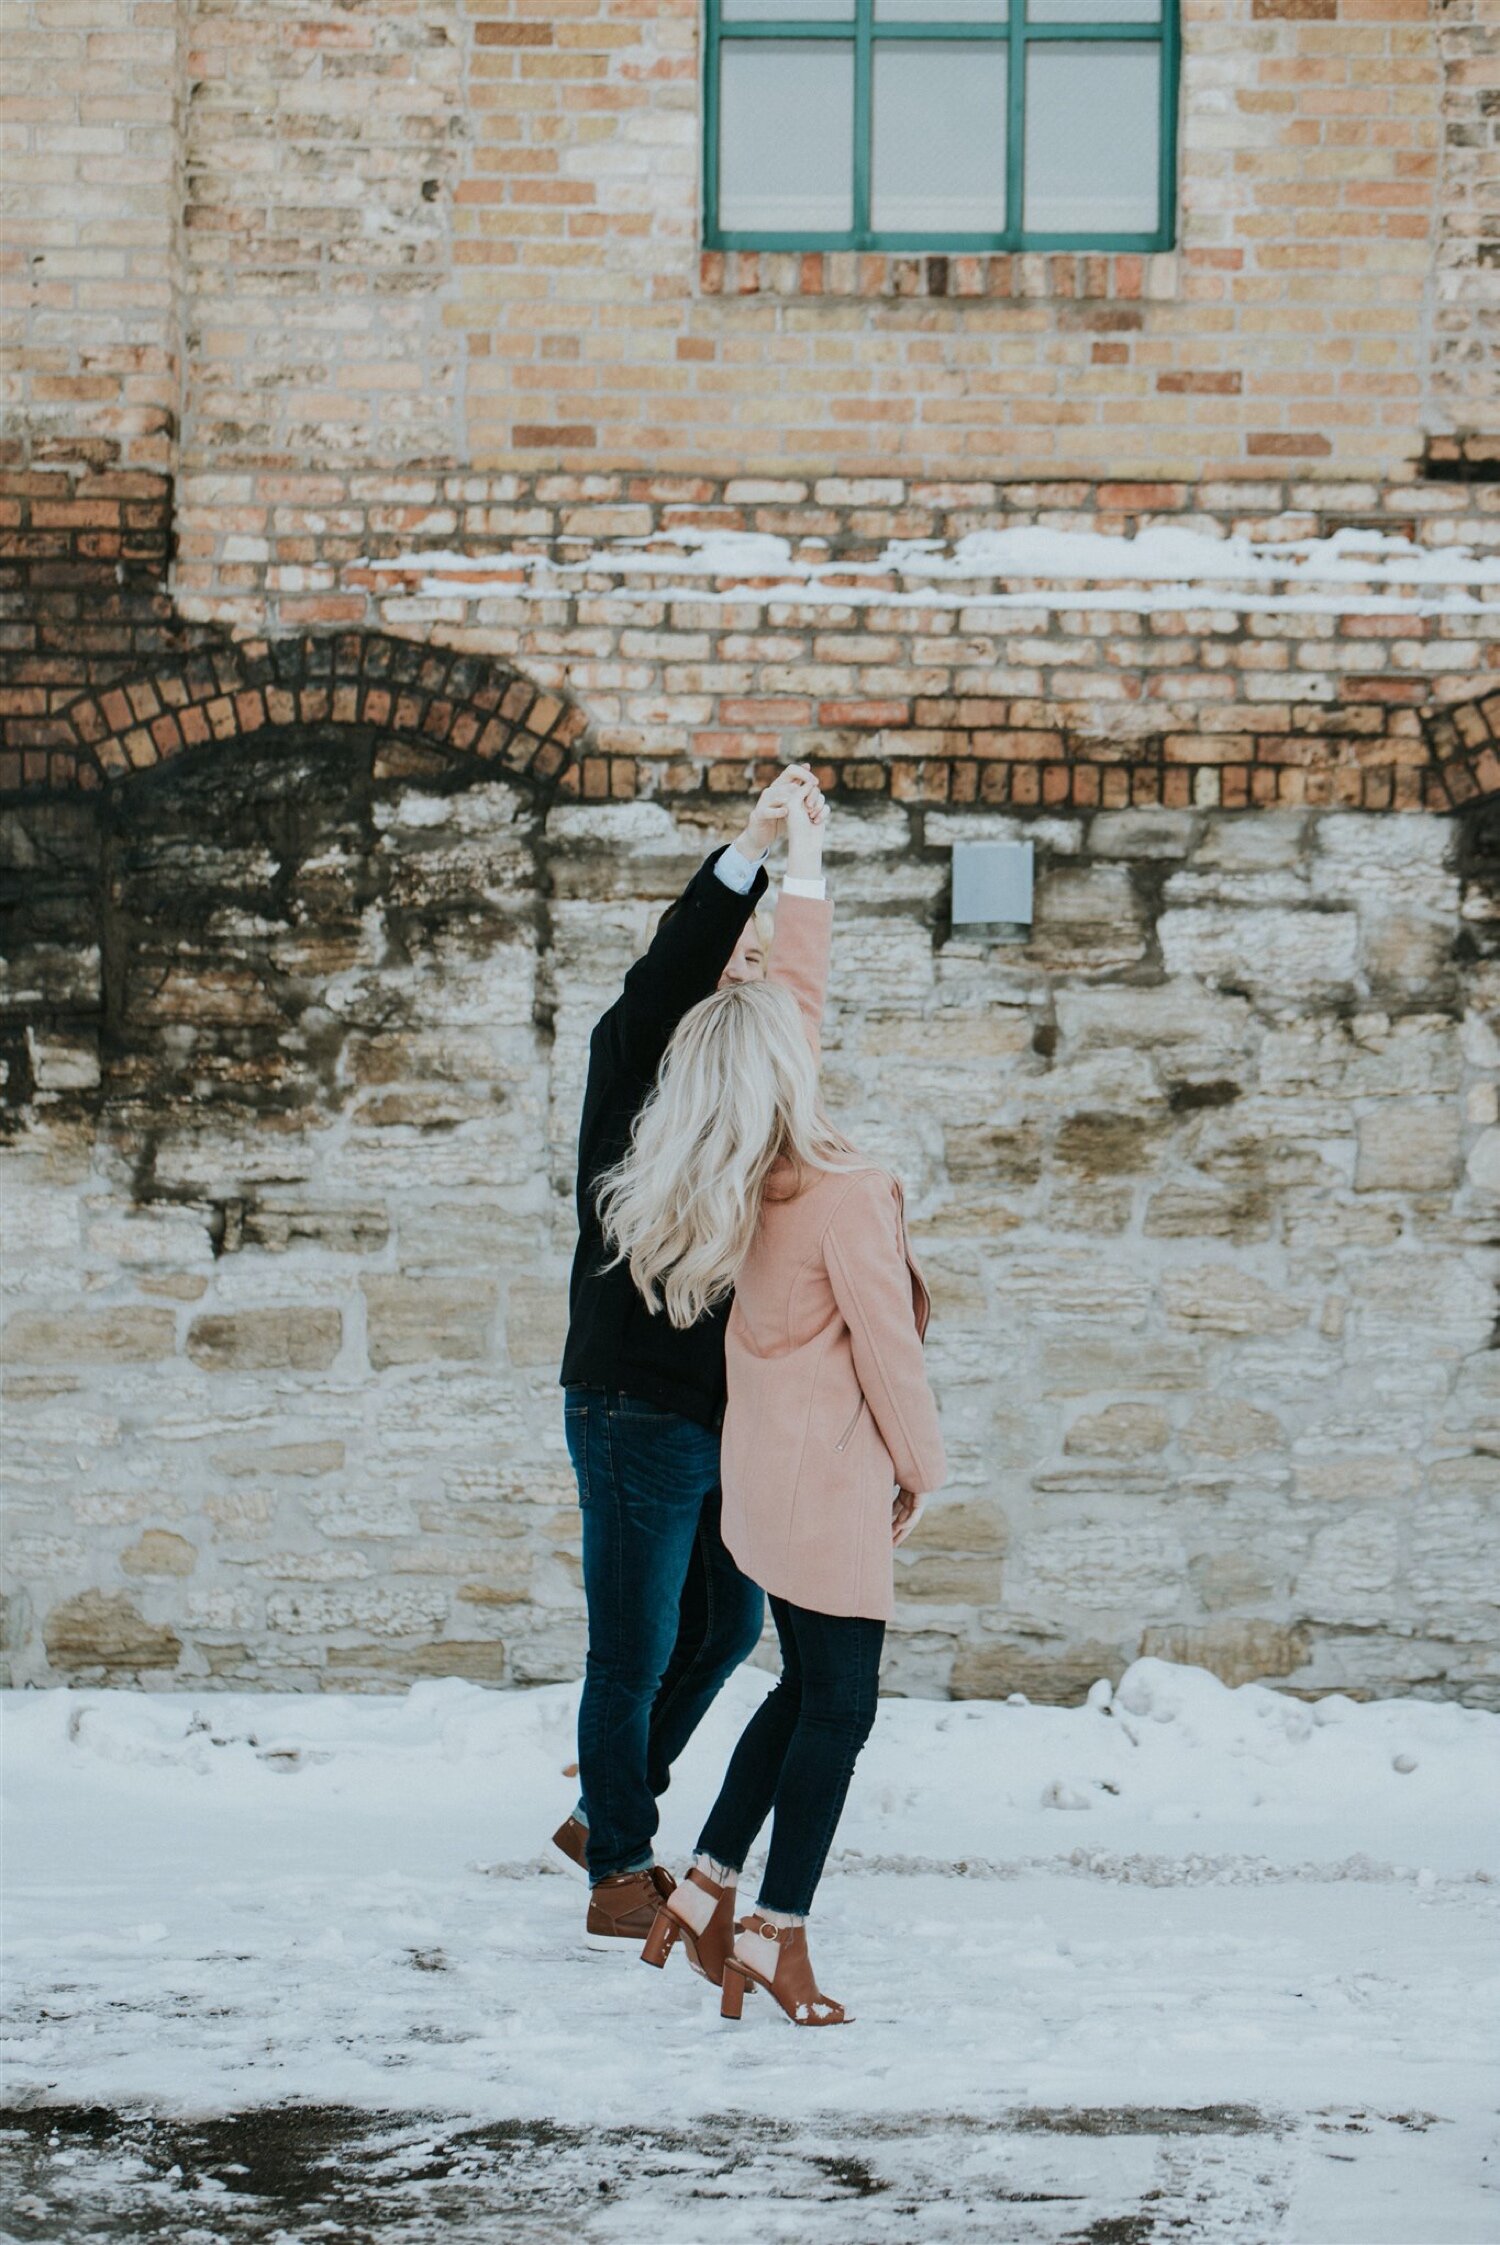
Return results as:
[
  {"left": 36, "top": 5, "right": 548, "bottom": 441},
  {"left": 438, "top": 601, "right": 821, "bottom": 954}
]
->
[{"left": 350, "top": 525, "right": 1500, "bottom": 621}]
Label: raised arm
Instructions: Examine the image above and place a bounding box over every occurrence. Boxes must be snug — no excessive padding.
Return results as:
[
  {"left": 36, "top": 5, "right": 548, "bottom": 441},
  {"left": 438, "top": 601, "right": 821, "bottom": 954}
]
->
[
  {"left": 766, "top": 780, "right": 832, "bottom": 1059},
  {"left": 606, "top": 849, "right": 765, "bottom": 1083},
  {"left": 823, "top": 1171, "right": 947, "bottom": 1500},
  {"left": 602, "top": 768, "right": 815, "bottom": 1083}
]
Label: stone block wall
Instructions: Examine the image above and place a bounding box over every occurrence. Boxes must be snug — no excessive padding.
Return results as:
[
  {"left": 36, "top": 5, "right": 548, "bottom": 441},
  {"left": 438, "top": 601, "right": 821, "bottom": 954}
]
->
[{"left": 2, "top": 726, "right": 1498, "bottom": 1704}]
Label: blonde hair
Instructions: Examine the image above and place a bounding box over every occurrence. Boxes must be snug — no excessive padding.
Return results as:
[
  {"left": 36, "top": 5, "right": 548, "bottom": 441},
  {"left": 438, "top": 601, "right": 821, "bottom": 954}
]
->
[{"left": 596, "top": 980, "right": 861, "bottom": 1329}]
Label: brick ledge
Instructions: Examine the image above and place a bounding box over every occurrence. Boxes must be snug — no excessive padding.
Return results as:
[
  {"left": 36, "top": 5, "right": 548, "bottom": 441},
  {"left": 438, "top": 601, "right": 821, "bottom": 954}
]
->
[{"left": 698, "top": 249, "right": 1185, "bottom": 304}]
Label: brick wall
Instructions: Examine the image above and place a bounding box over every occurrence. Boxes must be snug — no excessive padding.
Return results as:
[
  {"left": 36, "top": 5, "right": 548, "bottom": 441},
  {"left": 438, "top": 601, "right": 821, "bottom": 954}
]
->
[
  {"left": 1429, "top": 0, "right": 1500, "bottom": 452},
  {"left": 12, "top": 0, "right": 1489, "bottom": 488},
  {"left": 443, "top": 0, "right": 1450, "bottom": 478},
  {"left": 2, "top": 0, "right": 187, "bottom": 474},
  {"left": 6, "top": 469, "right": 1499, "bottom": 806},
  {"left": 3, "top": 2, "right": 1499, "bottom": 1704}
]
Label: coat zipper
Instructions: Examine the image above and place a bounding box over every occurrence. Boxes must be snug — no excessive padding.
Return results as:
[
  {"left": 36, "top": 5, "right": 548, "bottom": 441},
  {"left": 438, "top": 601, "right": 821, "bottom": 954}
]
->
[{"left": 834, "top": 1395, "right": 867, "bottom": 1452}]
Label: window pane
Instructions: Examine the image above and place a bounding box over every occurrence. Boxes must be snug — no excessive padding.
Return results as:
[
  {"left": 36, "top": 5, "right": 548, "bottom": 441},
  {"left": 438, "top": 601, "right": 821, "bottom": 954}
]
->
[
  {"left": 719, "top": 44, "right": 855, "bottom": 232},
  {"left": 1029, "top": 0, "right": 1158, "bottom": 18},
  {"left": 1024, "top": 43, "right": 1159, "bottom": 233},
  {"left": 874, "top": 0, "right": 1006, "bottom": 21},
  {"left": 723, "top": 0, "right": 853, "bottom": 17},
  {"left": 872, "top": 44, "right": 1007, "bottom": 232}
]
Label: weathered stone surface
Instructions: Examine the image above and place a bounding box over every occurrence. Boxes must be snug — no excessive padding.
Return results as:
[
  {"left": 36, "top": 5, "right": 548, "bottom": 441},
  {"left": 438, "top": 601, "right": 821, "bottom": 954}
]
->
[
  {"left": 120, "top": 1530, "right": 197, "bottom": 1578},
  {"left": 916, "top": 1498, "right": 1009, "bottom": 1555},
  {"left": 1064, "top": 1404, "right": 1170, "bottom": 1458},
  {"left": 1162, "top": 1266, "right": 1306, "bottom": 1335},
  {"left": 1089, "top": 809, "right": 1201, "bottom": 860},
  {"left": 1182, "top": 1398, "right": 1285, "bottom": 1458},
  {"left": 1355, "top": 1105, "right": 1463, "bottom": 1193},
  {"left": 209, "top": 1440, "right": 345, "bottom": 1479},
  {"left": 4, "top": 1309, "right": 177, "bottom": 1365},
  {"left": 1158, "top": 906, "right": 1359, "bottom": 996},
  {"left": 1144, "top": 1184, "right": 1273, "bottom": 1240},
  {"left": 1055, "top": 1110, "right": 1168, "bottom": 1178},
  {"left": 361, "top": 1279, "right": 497, "bottom": 1370},
  {"left": 862, "top": 1011, "right": 1033, "bottom": 1061},
  {"left": 1137, "top": 1620, "right": 1312, "bottom": 1689},
  {"left": 1260, "top": 1015, "right": 1462, "bottom": 1101},
  {"left": 1294, "top": 1513, "right": 1401, "bottom": 1626},
  {"left": 950, "top": 1637, "right": 1128, "bottom": 1705},
  {"left": 203, "top": 1491, "right": 278, "bottom": 1538},
  {"left": 1406, "top": 1494, "right": 1500, "bottom": 1635},
  {"left": 898, "top": 1555, "right": 1006, "bottom": 1604},
  {"left": 248, "top": 1549, "right": 373, "bottom": 1583},
  {"left": 43, "top": 1592, "right": 182, "bottom": 1674},
  {"left": 185, "top": 1589, "right": 263, "bottom": 1633},
  {"left": 1014, "top": 1515, "right": 1185, "bottom": 1616},
  {"left": 1295, "top": 1455, "right": 1421, "bottom": 1506},
  {"left": 1039, "top": 1339, "right": 1205, "bottom": 1395},
  {"left": 1467, "top": 1128, "right": 1500, "bottom": 1196},
  {"left": 1192, "top": 813, "right": 1309, "bottom": 873},
  {"left": 324, "top": 1640, "right": 507, "bottom": 1683},
  {"left": 504, "top": 1275, "right": 571, "bottom": 1370},
  {"left": 1189, "top": 1548, "right": 1283, "bottom": 1610},
  {"left": 265, "top": 1587, "right": 449, "bottom": 1637},
  {"left": 1028, "top": 866, "right": 1149, "bottom": 972},
  {"left": 28, "top": 1028, "right": 101, "bottom": 1092},
  {"left": 186, "top": 1310, "right": 342, "bottom": 1373},
  {"left": 942, "top": 1124, "right": 1042, "bottom": 1187},
  {"left": 1054, "top": 982, "right": 1255, "bottom": 1057},
  {"left": 1, "top": 790, "right": 1495, "bottom": 1706}
]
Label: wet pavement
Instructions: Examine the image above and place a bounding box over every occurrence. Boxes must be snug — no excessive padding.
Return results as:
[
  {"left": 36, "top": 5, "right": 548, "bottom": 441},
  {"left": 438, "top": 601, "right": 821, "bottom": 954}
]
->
[{"left": 0, "top": 2097, "right": 1456, "bottom": 2244}]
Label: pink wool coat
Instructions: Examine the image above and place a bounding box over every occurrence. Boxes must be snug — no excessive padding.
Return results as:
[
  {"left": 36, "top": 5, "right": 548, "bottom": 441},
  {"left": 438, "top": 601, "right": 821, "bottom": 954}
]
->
[{"left": 720, "top": 892, "right": 947, "bottom": 1622}]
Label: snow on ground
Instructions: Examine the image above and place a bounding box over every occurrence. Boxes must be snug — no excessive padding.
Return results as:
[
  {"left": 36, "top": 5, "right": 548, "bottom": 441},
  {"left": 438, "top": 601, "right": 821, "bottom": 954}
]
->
[{"left": 3, "top": 1658, "right": 1498, "bottom": 2243}]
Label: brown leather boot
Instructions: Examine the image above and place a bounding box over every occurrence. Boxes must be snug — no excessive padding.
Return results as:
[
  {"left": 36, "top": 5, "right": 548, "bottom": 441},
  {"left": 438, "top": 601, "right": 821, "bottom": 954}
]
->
[
  {"left": 640, "top": 1866, "right": 738, "bottom": 1987},
  {"left": 584, "top": 1865, "right": 676, "bottom": 1942},
  {"left": 549, "top": 1814, "right": 589, "bottom": 1881},
  {"left": 719, "top": 1914, "right": 849, "bottom": 2026}
]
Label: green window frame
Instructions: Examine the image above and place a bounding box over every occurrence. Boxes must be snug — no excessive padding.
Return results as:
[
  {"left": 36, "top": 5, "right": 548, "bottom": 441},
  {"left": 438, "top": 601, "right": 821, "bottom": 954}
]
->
[{"left": 703, "top": 0, "right": 1180, "bottom": 255}]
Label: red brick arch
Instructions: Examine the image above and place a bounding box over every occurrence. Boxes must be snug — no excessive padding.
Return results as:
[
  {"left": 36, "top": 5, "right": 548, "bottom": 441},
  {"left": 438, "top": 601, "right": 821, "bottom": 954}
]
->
[
  {"left": 16, "top": 634, "right": 593, "bottom": 796},
  {"left": 1422, "top": 691, "right": 1500, "bottom": 809}
]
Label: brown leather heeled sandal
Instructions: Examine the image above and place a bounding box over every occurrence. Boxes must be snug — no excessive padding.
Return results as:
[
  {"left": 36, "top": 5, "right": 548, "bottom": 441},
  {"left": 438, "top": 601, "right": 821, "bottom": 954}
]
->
[
  {"left": 584, "top": 1864, "right": 675, "bottom": 1944},
  {"left": 640, "top": 1866, "right": 737, "bottom": 1987},
  {"left": 718, "top": 1914, "right": 849, "bottom": 2026}
]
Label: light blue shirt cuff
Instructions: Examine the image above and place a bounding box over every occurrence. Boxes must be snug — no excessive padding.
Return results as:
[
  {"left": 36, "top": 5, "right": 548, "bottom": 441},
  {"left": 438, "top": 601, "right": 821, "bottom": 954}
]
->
[{"left": 714, "top": 840, "right": 767, "bottom": 896}]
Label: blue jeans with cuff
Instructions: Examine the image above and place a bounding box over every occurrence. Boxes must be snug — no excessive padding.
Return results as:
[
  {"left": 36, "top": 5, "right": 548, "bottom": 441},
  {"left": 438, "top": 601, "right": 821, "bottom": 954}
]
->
[
  {"left": 565, "top": 1386, "right": 765, "bottom": 1884},
  {"left": 695, "top": 1594, "right": 885, "bottom": 1918}
]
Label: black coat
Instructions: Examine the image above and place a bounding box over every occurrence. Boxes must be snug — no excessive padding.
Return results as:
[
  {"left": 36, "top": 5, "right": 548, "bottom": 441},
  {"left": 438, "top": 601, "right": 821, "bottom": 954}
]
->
[{"left": 558, "top": 846, "right": 769, "bottom": 1428}]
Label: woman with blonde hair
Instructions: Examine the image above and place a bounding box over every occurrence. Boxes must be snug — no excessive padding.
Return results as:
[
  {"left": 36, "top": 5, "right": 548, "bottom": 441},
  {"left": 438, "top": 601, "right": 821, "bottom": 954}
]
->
[{"left": 596, "top": 786, "right": 945, "bottom": 2026}]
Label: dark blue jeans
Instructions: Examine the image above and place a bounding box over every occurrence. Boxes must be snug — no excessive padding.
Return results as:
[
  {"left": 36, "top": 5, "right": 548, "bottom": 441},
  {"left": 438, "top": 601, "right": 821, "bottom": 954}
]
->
[
  {"left": 565, "top": 1387, "right": 765, "bottom": 1883},
  {"left": 695, "top": 1595, "right": 885, "bottom": 1918}
]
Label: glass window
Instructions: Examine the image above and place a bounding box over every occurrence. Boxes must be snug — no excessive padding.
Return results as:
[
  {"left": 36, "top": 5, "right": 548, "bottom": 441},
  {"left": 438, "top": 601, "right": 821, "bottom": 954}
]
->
[
  {"left": 704, "top": 0, "right": 1178, "bottom": 251},
  {"left": 871, "top": 46, "right": 1008, "bottom": 235},
  {"left": 720, "top": 45, "right": 856, "bottom": 231},
  {"left": 1024, "top": 43, "right": 1159, "bottom": 233}
]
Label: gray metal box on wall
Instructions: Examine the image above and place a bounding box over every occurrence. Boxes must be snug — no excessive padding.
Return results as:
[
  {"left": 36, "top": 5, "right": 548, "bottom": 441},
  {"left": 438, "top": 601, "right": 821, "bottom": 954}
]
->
[{"left": 950, "top": 840, "right": 1034, "bottom": 927}]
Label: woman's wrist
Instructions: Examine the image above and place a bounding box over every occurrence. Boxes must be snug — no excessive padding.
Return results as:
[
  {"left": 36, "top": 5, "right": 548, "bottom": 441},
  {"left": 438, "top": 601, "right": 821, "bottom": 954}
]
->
[{"left": 785, "top": 829, "right": 823, "bottom": 882}]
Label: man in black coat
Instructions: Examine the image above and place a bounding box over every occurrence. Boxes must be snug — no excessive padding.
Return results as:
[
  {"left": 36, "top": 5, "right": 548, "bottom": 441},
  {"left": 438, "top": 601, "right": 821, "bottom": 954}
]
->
[{"left": 555, "top": 766, "right": 824, "bottom": 1941}]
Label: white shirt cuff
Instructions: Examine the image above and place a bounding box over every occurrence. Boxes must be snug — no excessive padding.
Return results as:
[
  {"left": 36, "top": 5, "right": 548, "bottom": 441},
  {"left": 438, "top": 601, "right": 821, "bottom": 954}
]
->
[
  {"left": 780, "top": 875, "right": 827, "bottom": 900},
  {"left": 714, "top": 840, "right": 766, "bottom": 895}
]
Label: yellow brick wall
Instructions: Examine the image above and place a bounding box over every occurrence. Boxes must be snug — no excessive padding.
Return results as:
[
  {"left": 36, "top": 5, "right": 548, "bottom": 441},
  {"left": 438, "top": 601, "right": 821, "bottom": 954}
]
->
[{"left": 449, "top": 0, "right": 1445, "bottom": 478}]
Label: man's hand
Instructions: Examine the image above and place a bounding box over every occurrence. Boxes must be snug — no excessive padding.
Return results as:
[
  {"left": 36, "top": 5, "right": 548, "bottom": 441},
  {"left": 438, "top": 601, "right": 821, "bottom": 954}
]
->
[
  {"left": 734, "top": 765, "right": 824, "bottom": 861},
  {"left": 892, "top": 1488, "right": 925, "bottom": 1546}
]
